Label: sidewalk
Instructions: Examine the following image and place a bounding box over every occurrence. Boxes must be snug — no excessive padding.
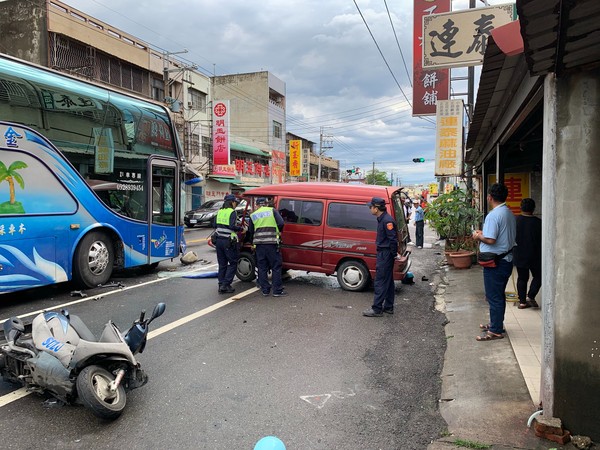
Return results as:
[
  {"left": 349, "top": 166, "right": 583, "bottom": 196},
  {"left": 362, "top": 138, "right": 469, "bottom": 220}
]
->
[{"left": 415, "top": 225, "right": 567, "bottom": 450}]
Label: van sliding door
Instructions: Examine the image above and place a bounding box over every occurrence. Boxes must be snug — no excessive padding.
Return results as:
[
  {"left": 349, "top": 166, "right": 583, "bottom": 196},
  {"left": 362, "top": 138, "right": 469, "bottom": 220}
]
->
[{"left": 278, "top": 198, "right": 324, "bottom": 269}]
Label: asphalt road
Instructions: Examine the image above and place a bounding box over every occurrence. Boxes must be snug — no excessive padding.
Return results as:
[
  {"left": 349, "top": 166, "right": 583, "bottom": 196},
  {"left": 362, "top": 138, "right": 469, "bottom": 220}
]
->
[{"left": 0, "top": 226, "right": 448, "bottom": 450}]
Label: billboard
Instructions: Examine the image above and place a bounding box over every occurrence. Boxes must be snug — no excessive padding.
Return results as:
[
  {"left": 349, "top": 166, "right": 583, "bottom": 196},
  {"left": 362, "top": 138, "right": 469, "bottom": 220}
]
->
[
  {"left": 423, "top": 3, "right": 516, "bottom": 69},
  {"left": 413, "top": 0, "right": 451, "bottom": 116}
]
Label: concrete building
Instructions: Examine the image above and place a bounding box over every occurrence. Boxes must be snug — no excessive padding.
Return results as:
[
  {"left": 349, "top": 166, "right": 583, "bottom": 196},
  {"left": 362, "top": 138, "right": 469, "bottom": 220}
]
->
[
  {"left": 205, "top": 72, "right": 286, "bottom": 198},
  {"left": 465, "top": 0, "right": 600, "bottom": 439},
  {"left": 0, "top": 0, "right": 211, "bottom": 211},
  {"left": 285, "top": 132, "right": 340, "bottom": 182}
]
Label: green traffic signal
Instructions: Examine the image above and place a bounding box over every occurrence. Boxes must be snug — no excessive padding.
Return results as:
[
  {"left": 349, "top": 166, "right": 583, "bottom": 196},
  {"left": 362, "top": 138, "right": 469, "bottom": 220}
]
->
[{"left": 412, "top": 158, "right": 425, "bottom": 163}]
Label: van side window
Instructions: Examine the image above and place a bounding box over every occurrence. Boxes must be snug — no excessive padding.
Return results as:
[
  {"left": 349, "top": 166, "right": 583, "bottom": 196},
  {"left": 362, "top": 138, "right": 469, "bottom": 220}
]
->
[
  {"left": 327, "top": 202, "right": 377, "bottom": 231},
  {"left": 279, "top": 199, "right": 323, "bottom": 225}
]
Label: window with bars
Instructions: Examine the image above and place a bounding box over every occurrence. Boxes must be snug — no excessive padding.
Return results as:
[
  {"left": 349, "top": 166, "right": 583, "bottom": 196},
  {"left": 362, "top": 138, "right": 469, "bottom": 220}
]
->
[
  {"left": 49, "top": 33, "right": 149, "bottom": 97},
  {"left": 188, "top": 88, "right": 207, "bottom": 110},
  {"left": 273, "top": 120, "right": 282, "bottom": 139}
]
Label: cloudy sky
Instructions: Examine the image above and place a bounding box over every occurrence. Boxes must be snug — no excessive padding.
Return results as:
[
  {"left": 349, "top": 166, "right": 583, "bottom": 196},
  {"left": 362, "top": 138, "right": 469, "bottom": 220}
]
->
[{"left": 66, "top": 0, "right": 505, "bottom": 185}]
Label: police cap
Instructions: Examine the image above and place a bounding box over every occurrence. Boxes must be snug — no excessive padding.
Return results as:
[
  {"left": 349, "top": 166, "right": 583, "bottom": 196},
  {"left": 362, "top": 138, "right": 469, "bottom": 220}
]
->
[
  {"left": 367, "top": 197, "right": 386, "bottom": 208},
  {"left": 256, "top": 197, "right": 267, "bottom": 205},
  {"left": 224, "top": 194, "right": 237, "bottom": 202}
]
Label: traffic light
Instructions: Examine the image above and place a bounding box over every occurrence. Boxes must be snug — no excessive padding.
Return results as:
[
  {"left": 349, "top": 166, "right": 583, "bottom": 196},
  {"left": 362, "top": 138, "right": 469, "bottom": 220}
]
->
[{"left": 412, "top": 158, "right": 425, "bottom": 163}]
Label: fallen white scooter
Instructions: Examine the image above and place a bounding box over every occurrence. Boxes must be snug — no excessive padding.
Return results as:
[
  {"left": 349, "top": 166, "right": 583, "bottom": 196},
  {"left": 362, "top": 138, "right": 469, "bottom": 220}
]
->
[{"left": 0, "top": 303, "right": 165, "bottom": 420}]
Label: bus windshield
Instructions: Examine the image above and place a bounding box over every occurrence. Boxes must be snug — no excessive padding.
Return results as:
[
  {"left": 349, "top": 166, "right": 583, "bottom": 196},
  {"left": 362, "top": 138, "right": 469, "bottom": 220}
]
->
[{"left": 0, "top": 54, "right": 184, "bottom": 294}]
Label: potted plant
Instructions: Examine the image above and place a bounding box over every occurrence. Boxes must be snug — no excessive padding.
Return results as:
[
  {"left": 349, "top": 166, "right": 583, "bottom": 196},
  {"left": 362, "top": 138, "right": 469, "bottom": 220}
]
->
[{"left": 425, "top": 189, "right": 482, "bottom": 263}]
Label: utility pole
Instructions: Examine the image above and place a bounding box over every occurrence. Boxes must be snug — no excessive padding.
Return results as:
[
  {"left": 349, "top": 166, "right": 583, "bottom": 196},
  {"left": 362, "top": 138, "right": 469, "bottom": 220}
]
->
[
  {"left": 371, "top": 161, "right": 375, "bottom": 185},
  {"left": 317, "top": 127, "right": 333, "bottom": 182}
]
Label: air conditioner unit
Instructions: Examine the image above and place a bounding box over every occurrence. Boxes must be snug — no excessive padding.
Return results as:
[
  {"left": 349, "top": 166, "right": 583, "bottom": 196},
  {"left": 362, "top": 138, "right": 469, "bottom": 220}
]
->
[{"left": 187, "top": 101, "right": 194, "bottom": 108}]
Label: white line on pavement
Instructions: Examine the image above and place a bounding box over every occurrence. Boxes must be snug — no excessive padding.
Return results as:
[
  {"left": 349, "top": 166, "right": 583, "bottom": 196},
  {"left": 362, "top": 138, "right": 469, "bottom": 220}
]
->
[
  {"left": 0, "top": 279, "right": 257, "bottom": 408},
  {"left": 0, "top": 264, "right": 219, "bottom": 325}
]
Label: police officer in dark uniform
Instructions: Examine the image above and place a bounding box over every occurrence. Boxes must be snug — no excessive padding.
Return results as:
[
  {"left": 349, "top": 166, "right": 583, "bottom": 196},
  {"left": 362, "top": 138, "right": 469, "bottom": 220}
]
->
[
  {"left": 363, "top": 197, "right": 399, "bottom": 317},
  {"left": 214, "top": 194, "right": 242, "bottom": 294},
  {"left": 247, "top": 197, "right": 286, "bottom": 297}
]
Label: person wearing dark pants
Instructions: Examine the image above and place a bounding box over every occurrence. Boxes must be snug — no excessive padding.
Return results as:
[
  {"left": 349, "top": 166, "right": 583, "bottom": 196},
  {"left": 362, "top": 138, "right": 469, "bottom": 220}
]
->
[
  {"left": 472, "top": 183, "right": 516, "bottom": 341},
  {"left": 247, "top": 197, "right": 286, "bottom": 297},
  {"left": 363, "top": 197, "right": 399, "bottom": 317},
  {"left": 414, "top": 202, "right": 425, "bottom": 248},
  {"left": 513, "top": 198, "right": 542, "bottom": 309},
  {"left": 214, "top": 194, "right": 242, "bottom": 294}
]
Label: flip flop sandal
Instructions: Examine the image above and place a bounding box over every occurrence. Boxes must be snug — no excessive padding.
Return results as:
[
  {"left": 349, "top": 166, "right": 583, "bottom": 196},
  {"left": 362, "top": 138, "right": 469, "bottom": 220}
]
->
[
  {"left": 479, "top": 324, "right": 506, "bottom": 333},
  {"left": 476, "top": 331, "right": 504, "bottom": 341}
]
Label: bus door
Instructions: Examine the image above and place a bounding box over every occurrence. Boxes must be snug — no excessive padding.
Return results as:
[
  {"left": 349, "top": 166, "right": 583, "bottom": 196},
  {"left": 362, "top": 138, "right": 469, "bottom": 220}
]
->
[{"left": 147, "top": 158, "right": 180, "bottom": 263}]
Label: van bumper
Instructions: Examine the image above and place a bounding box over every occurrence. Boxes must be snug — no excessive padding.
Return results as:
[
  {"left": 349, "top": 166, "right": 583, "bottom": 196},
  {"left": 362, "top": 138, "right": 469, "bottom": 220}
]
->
[{"left": 393, "top": 250, "right": 411, "bottom": 280}]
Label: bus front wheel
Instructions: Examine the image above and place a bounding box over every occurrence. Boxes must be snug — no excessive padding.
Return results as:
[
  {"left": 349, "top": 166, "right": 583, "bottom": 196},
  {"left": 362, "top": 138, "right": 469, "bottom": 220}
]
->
[{"left": 73, "top": 231, "right": 115, "bottom": 288}]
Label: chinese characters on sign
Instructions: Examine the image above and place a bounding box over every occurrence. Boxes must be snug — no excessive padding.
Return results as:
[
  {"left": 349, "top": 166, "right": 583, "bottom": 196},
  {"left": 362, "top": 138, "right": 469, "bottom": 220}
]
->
[
  {"left": 435, "top": 99, "right": 463, "bottom": 177},
  {"left": 413, "top": 0, "right": 451, "bottom": 116},
  {"left": 212, "top": 164, "right": 237, "bottom": 177},
  {"left": 488, "top": 173, "right": 530, "bottom": 214},
  {"left": 289, "top": 140, "right": 301, "bottom": 177},
  {"left": 232, "top": 159, "right": 270, "bottom": 178},
  {"left": 271, "top": 150, "right": 286, "bottom": 184},
  {"left": 93, "top": 128, "right": 114, "bottom": 174},
  {"left": 205, "top": 190, "right": 230, "bottom": 201},
  {"left": 423, "top": 3, "right": 516, "bottom": 69},
  {"left": 212, "top": 101, "right": 230, "bottom": 165}
]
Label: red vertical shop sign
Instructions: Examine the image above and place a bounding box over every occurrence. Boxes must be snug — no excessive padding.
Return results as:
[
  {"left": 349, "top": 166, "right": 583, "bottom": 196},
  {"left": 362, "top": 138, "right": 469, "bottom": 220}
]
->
[
  {"left": 212, "top": 100, "right": 230, "bottom": 165},
  {"left": 413, "top": 0, "right": 451, "bottom": 116}
]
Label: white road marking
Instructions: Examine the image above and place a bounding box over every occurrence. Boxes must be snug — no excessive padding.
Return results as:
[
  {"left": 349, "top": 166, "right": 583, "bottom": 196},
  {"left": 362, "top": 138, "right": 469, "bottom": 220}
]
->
[
  {"left": 300, "top": 394, "right": 331, "bottom": 409},
  {"left": 0, "top": 280, "right": 258, "bottom": 408},
  {"left": 0, "top": 387, "right": 30, "bottom": 407},
  {"left": 0, "top": 264, "right": 218, "bottom": 325}
]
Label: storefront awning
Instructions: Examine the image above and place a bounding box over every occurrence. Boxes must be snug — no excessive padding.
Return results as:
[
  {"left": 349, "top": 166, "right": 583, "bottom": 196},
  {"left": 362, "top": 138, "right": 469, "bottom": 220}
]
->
[
  {"left": 210, "top": 177, "right": 236, "bottom": 184},
  {"left": 231, "top": 142, "right": 270, "bottom": 157}
]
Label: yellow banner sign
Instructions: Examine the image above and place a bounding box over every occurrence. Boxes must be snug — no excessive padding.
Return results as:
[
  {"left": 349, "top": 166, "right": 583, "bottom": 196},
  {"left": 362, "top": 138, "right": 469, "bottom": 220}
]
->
[{"left": 289, "top": 140, "right": 302, "bottom": 176}]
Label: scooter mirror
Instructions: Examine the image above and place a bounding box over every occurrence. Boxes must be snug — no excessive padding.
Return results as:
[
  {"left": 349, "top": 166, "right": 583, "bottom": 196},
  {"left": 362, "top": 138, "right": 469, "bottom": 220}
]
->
[{"left": 149, "top": 303, "right": 166, "bottom": 323}]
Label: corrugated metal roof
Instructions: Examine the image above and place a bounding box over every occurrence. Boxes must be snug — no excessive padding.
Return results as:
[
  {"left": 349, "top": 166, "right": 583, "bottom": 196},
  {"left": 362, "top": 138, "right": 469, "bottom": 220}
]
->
[
  {"left": 465, "top": 38, "right": 523, "bottom": 159},
  {"left": 466, "top": 0, "right": 600, "bottom": 163},
  {"left": 518, "top": 0, "right": 600, "bottom": 76}
]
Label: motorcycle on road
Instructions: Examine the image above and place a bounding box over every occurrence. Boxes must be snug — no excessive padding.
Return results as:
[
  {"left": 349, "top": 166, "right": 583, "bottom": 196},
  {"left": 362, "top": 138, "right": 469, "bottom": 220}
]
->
[{"left": 0, "top": 302, "right": 165, "bottom": 420}]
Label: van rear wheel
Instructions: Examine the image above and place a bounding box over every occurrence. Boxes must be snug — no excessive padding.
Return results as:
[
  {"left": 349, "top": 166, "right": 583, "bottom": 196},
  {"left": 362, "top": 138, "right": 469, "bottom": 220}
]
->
[{"left": 337, "top": 260, "right": 370, "bottom": 291}]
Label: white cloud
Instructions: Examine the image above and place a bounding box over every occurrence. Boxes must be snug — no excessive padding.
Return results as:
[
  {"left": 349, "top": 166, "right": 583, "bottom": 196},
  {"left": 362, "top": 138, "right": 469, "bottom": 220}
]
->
[{"left": 64, "top": 0, "right": 507, "bottom": 184}]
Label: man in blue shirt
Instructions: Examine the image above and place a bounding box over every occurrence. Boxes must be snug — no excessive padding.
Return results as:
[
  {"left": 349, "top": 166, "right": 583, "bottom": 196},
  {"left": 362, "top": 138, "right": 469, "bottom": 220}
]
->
[
  {"left": 363, "top": 197, "right": 399, "bottom": 317},
  {"left": 414, "top": 201, "right": 425, "bottom": 248},
  {"left": 472, "top": 183, "right": 516, "bottom": 341}
]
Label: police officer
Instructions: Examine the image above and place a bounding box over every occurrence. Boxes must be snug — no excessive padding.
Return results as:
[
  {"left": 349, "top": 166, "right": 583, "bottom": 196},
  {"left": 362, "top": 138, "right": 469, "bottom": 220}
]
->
[
  {"left": 363, "top": 197, "right": 399, "bottom": 317},
  {"left": 247, "top": 197, "right": 286, "bottom": 297},
  {"left": 214, "top": 194, "right": 242, "bottom": 294}
]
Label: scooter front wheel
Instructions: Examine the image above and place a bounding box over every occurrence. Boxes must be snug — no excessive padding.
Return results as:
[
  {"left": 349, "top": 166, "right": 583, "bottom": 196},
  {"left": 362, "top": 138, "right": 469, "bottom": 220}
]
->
[{"left": 77, "top": 365, "right": 126, "bottom": 420}]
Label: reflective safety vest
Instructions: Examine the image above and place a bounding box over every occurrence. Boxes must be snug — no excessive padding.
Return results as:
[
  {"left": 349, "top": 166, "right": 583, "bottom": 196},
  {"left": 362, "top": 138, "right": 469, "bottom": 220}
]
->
[
  {"left": 250, "top": 207, "right": 279, "bottom": 245},
  {"left": 215, "top": 208, "right": 237, "bottom": 239}
]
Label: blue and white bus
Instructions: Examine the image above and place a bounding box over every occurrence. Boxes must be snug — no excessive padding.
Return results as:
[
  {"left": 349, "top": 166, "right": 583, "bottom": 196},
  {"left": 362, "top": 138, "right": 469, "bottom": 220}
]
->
[{"left": 0, "top": 53, "right": 186, "bottom": 293}]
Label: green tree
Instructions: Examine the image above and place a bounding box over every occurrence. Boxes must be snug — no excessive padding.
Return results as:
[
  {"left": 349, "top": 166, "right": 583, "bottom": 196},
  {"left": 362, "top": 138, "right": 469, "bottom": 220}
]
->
[
  {"left": 365, "top": 169, "right": 391, "bottom": 186},
  {"left": 0, "top": 161, "right": 28, "bottom": 204}
]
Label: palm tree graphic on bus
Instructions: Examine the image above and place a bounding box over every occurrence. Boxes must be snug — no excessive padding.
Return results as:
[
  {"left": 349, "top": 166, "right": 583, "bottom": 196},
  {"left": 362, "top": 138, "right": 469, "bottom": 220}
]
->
[{"left": 0, "top": 160, "right": 28, "bottom": 214}]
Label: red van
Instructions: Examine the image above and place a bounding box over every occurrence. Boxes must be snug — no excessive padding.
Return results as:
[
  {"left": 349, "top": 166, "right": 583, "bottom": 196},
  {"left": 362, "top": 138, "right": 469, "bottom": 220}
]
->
[{"left": 236, "top": 183, "right": 412, "bottom": 291}]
